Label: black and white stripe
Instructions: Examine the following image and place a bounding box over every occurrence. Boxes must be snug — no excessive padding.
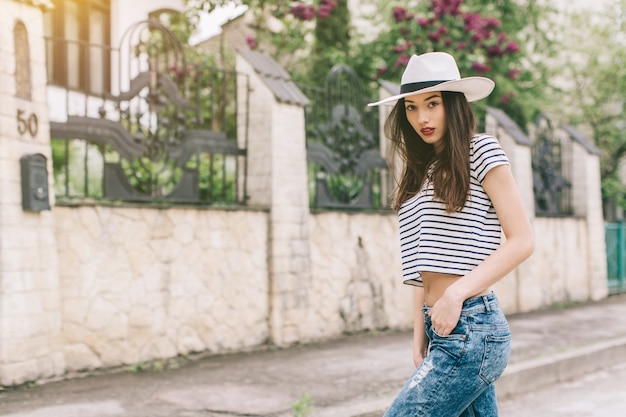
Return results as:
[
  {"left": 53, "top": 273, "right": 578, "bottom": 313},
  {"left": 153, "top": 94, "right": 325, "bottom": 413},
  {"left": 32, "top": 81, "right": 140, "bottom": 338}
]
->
[{"left": 398, "top": 135, "right": 509, "bottom": 286}]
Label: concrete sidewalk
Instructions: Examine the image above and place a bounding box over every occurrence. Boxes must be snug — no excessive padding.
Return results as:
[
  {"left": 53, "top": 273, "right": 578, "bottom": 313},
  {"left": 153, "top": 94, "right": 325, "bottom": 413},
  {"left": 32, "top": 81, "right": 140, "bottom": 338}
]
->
[{"left": 1, "top": 294, "right": 625, "bottom": 417}]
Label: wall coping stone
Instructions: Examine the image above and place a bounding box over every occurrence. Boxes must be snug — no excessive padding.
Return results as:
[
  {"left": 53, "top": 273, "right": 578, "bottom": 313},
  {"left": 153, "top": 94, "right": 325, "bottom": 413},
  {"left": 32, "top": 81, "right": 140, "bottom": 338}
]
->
[
  {"left": 236, "top": 47, "right": 310, "bottom": 107},
  {"left": 562, "top": 124, "right": 601, "bottom": 155},
  {"left": 486, "top": 106, "right": 532, "bottom": 147}
]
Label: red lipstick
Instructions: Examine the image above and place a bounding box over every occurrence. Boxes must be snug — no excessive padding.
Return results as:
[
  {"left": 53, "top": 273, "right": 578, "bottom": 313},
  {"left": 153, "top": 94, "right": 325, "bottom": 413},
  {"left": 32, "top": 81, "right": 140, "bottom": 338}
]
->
[{"left": 421, "top": 128, "right": 435, "bottom": 136}]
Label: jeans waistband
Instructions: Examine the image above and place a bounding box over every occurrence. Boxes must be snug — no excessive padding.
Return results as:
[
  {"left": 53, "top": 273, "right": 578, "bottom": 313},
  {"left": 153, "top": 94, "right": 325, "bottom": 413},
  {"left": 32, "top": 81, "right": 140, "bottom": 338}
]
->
[
  {"left": 460, "top": 292, "right": 499, "bottom": 314},
  {"left": 423, "top": 292, "right": 499, "bottom": 315}
]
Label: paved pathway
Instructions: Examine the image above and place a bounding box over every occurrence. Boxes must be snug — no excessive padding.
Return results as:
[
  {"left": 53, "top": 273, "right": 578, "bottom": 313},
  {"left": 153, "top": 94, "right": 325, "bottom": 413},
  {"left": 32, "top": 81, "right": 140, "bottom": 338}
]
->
[{"left": 0, "top": 294, "right": 625, "bottom": 417}]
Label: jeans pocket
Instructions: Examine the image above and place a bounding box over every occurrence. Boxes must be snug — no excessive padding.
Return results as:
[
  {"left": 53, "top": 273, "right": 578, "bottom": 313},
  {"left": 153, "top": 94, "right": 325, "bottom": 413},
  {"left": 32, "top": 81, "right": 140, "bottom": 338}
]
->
[
  {"left": 427, "top": 316, "right": 470, "bottom": 361},
  {"left": 478, "top": 333, "right": 511, "bottom": 384}
]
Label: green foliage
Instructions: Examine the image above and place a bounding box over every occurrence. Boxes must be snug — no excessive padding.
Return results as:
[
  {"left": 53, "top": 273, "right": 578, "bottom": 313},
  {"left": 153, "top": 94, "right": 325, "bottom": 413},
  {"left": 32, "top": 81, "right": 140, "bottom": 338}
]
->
[
  {"left": 185, "top": 1, "right": 354, "bottom": 85},
  {"left": 549, "top": 3, "right": 626, "bottom": 209},
  {"left": 125, "top": 11, "right": 239, "bottom": 202},
  {"left": 356, "top": 0, "right": 558, "bottom": 129},
  {"left": 292, "top": 392, "right": 314, "bottom": 417},
  {"left": 602, "top": 175, "right": 626, "bottom": 210},
  {"left": 310, "top": 0, "right": 352, "bottom": 86},
  {"left": 184, "top": 1, "right": 558, "bottom": 128},
  {"left": 185, "top": 153, "right": 238, "bottom": 203},
  {"left": 51, "top": 139, "right": 105, "bottom": 199}
]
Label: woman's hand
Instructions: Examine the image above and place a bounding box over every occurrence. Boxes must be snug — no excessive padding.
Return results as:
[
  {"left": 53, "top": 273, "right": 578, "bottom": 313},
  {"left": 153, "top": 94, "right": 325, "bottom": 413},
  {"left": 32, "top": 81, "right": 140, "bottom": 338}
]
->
[{"left": 428, "top": 288, "right": 464, "bottom": 336}]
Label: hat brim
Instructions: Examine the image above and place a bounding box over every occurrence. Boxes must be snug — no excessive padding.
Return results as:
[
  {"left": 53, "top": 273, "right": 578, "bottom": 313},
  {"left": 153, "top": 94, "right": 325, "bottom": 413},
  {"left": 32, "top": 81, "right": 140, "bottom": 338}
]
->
[{"left": 368, "top": 77, "right": 495, "bottom": 107}]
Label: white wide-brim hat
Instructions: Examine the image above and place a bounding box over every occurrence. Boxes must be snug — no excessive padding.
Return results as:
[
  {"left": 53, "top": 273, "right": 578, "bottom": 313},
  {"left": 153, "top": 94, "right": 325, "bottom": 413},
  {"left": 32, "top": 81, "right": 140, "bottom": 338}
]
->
[{"left": 368, "top": 52, "right": 495, "bottom": 106}]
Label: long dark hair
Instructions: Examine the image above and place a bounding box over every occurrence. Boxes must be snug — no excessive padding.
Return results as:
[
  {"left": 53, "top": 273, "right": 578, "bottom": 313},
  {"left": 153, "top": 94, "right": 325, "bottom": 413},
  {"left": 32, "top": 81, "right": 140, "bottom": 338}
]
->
[{"left": 385, "top": 91, "right": 477, "bottom": 212}]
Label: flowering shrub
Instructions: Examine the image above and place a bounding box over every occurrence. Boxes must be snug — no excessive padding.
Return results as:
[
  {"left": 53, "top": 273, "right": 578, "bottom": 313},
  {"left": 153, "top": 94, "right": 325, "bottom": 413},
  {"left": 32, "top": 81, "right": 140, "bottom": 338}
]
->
[
  {"left": 377, "top": 0, "right": 523, "bottom": 106},
  {"left": 291, "top": 0, "right": 337, "bottom": 21},
  {"left": 234, "top": 0, "right": 338, "bottom": 56}
]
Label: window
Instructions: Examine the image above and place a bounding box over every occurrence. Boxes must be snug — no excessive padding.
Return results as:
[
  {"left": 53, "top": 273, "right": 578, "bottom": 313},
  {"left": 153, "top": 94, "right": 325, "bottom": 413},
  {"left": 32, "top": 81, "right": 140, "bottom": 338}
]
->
[
  {"left": 14, "top": 21, "right": 31, "bottom": 99},
  {"left": 44, "top": 0, "right": 111, "bottom": 95}
]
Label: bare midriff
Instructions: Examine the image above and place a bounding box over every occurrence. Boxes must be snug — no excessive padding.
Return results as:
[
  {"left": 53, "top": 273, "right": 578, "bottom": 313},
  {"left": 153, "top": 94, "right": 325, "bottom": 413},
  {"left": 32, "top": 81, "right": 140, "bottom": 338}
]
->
[{"left": 421, "top": 271, "right": 491, "bottom": 307}]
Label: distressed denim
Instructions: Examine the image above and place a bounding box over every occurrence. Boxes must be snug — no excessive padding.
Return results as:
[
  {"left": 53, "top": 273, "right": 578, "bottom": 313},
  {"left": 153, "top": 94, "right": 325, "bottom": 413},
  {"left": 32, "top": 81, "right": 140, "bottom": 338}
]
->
[{"left": 383, "top": 293, "right": 511, "bottom": 417}]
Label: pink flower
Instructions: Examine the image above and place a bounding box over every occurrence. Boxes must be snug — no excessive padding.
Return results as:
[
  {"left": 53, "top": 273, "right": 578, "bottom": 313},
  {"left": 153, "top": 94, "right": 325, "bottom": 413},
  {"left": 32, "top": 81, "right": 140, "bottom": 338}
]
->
[
  {"left": 393, "top": 7, "right": 407, "bottom": 23},
  {"left": 246, "top": 35, "right": 257, "bottom": 49},
  {"left": 501, "top": 92, "right": 514, "bottom": 104},
  {"left": 376, "top": 66, "right": 387, "bottom": 78},
  {"left": 472, "top": 62, "right": 491, "bottom": 73},
  {"left": 318, "top": 0, "right": 337, "bottom": 19},
  {"left": 487, "top": 45, "right": 503, "bottom": 57},
  {"left": 318, "top": 5, "right": 333, "bottom": 18},
  {"left": 291, "top": 4, "right": 316, "bottom": 21},
  {"left": 457, "top": 41, "right": 466, "bottom": 50},
  {"left": 508, "top": 69, "right": 521, "bottom": 80},
  {"left": 427, "top": 32, "right": 442, "bottom": 42},
  {"left": 395, "top": 54, "right": 411, "bottom": 68},
  {"left": 417, "top": 17, "right": 430, "bottom": 28},
  {"left": 432, "top": 0, "right": 462, "bottom": 18},
  {"left": 485, "top": 17, "right": 502, "bottom": 29},
  {"left": 463, "top": 13, "right": 480, "bottom": 30},
  {"left": 505, "top": 41, "right": 520, "bottom": 53},
  {"left": 471, "top": 32, "right": 484, "bottom": 43},
  {"left": 444, "top": 37, "right": 452, "bottom": 47}
]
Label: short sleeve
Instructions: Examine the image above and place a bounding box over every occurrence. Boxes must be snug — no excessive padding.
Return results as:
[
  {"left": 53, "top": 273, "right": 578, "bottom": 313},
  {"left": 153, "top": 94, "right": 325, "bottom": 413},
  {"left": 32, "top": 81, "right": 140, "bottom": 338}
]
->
[{"left": 471, "top": 135, "right": 510, "bottom": 184}]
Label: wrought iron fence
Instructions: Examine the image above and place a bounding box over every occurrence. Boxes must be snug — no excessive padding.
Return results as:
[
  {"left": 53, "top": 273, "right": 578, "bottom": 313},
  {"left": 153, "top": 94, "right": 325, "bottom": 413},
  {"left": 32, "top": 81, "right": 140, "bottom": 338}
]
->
[
  {"left": 299, "top": 65, "right": 391, "bottom": 210},
  {"left": 531, "top": 115, "right": 572, "bottom": 216},
  {"left": 46, "top": 20, "right": 248, "bottom": 206}
]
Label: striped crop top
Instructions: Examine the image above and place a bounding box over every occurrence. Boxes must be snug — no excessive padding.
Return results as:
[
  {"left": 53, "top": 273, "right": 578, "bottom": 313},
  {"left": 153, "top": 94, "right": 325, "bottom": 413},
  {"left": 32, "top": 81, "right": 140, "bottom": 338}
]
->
[{"left": 398, "top": 134, "right": 510, "bottom": 287}]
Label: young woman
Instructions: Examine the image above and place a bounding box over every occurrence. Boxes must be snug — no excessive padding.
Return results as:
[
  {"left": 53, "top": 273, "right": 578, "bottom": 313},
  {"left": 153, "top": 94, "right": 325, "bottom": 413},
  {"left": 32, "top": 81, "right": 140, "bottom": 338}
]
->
[{"left": 369, "top": 52, "right": 534, "bottom": 416}]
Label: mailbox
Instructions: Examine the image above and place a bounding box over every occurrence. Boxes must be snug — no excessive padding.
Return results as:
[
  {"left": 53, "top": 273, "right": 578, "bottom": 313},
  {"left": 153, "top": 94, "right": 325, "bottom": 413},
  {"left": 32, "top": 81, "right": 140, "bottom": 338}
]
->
[{"left": 20, "top": 153, "right": 51, "bottom": 211}]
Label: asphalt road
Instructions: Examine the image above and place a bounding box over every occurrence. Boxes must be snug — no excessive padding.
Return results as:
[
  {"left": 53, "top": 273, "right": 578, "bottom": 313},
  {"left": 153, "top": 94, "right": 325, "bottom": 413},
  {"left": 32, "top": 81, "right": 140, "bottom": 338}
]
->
[{"left": 499, "top": 361, "right": 626, "bottom": 417}]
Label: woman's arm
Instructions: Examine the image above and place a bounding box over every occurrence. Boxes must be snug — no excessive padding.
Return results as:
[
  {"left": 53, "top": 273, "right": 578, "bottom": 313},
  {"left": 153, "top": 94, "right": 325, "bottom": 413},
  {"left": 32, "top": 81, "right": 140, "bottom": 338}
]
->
[
  {"left": 413, "top": 287, "right": 429, "bottom": 367},
  {"left": 430, "top": 164, "right": 534, "bottom": 335}
]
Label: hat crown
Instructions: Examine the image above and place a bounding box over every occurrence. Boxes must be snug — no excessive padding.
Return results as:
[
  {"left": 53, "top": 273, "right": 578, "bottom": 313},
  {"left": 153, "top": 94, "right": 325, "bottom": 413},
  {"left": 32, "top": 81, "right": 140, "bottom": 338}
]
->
[
  {"left": 400, "top": 52, "right": 461, "bottom": 85},
  {"left": 367, "top": 52, "right": 494, "bottom": 106}
]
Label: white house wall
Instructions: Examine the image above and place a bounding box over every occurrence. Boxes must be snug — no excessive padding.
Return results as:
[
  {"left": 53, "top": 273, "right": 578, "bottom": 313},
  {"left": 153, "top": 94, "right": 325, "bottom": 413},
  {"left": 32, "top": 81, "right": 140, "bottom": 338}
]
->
[{"left": 110, "top": 0, "right": 184, "bottom": 47}]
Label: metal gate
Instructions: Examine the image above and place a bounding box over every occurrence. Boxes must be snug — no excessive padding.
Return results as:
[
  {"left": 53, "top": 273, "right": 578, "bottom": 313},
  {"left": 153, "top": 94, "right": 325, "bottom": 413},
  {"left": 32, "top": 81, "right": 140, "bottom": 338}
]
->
[{"left": 605, "top": 222, "right": 626, "bottom": 294}]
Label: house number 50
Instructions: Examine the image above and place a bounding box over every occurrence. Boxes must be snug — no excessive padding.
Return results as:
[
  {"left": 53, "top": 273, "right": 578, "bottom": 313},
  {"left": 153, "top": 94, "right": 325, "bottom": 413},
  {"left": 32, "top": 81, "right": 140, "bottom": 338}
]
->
[{"left": 17, "top": 109, "right": 38, "bottom": 137}]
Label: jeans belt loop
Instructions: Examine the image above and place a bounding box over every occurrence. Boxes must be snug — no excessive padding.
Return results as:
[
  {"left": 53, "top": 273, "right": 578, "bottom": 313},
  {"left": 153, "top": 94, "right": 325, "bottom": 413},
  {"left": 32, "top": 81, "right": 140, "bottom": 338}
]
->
[{"left": 482, "top": 294, "right": 491, "bottom": 313}]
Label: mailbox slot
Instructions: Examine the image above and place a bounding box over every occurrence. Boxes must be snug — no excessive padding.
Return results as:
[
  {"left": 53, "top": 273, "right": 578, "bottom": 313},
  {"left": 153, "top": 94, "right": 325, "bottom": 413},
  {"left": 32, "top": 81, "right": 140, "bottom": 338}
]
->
[{"left": 20, "top": 153, "right": 51, "bottom": 211}]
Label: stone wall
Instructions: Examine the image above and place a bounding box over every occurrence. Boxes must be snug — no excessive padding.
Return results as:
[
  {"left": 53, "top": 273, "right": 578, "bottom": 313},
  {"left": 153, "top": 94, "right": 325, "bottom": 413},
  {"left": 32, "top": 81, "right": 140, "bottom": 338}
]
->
[
  {"left": 55, "top": 206, "right": 270, "bottom": 372},
  {"left": 309, "top": 212, "right": 413, "bottom": 333}
]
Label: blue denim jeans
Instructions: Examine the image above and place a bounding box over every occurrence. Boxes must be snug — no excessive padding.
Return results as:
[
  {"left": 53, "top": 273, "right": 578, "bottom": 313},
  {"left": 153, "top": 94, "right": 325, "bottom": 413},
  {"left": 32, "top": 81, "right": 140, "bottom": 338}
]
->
[{"left": 383, "top": 293, "right": 511, "bottom": 417}]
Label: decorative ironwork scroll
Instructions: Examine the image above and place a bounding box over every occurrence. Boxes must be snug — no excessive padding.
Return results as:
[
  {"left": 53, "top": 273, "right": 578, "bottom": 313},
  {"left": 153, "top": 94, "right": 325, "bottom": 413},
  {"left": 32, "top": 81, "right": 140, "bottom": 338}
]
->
[
  {"left": 531, "top": 114, "right": 572, "bottom": 215},
  {"left": 49, "top": 19, "right": 247, "bottom": 205},
  {"left": 302, "top": 65, "right": 388, "bottom": 209}
]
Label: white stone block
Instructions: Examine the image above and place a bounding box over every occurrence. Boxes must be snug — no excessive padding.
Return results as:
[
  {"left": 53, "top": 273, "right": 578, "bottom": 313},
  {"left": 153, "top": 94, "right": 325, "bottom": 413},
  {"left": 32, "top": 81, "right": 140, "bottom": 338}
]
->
[
  {"left": 86, "top": 298, "right": 118, "bottom": 331},
  {"left": 63, "top": 343, "right": 103, "bottom": 372},
  {"left": 176, "top": 326, "right": 206, "bottom": 354},
  {"left": 0, "top": 359, "right": 39, "bottom": 386}
]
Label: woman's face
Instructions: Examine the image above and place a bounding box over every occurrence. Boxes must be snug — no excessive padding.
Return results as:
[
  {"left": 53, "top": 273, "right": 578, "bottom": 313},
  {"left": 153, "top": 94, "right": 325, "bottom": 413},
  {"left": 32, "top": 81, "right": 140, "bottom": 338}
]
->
[{"left": 404, "top": 91, "right": 447, "bottom": 153}]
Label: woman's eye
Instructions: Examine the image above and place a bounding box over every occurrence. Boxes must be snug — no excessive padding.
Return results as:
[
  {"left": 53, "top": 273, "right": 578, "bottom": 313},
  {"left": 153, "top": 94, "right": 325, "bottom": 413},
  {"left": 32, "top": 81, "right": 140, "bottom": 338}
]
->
[
  {"left": 428, "top": 101, "right": 439, "bottom": 108},
  {"left": 405, "top": 105, "right": 416, "bottom": 111}
]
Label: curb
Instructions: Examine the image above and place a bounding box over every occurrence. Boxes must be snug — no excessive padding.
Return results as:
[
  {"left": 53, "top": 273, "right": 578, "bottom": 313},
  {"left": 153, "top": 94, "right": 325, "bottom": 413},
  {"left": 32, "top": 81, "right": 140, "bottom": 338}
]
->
[
  {"left": 495, "top": 335, "right": 626, "bottom": 399},
  {"left": 313, "top": 336, "right": 626, "bottom": 417}
]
